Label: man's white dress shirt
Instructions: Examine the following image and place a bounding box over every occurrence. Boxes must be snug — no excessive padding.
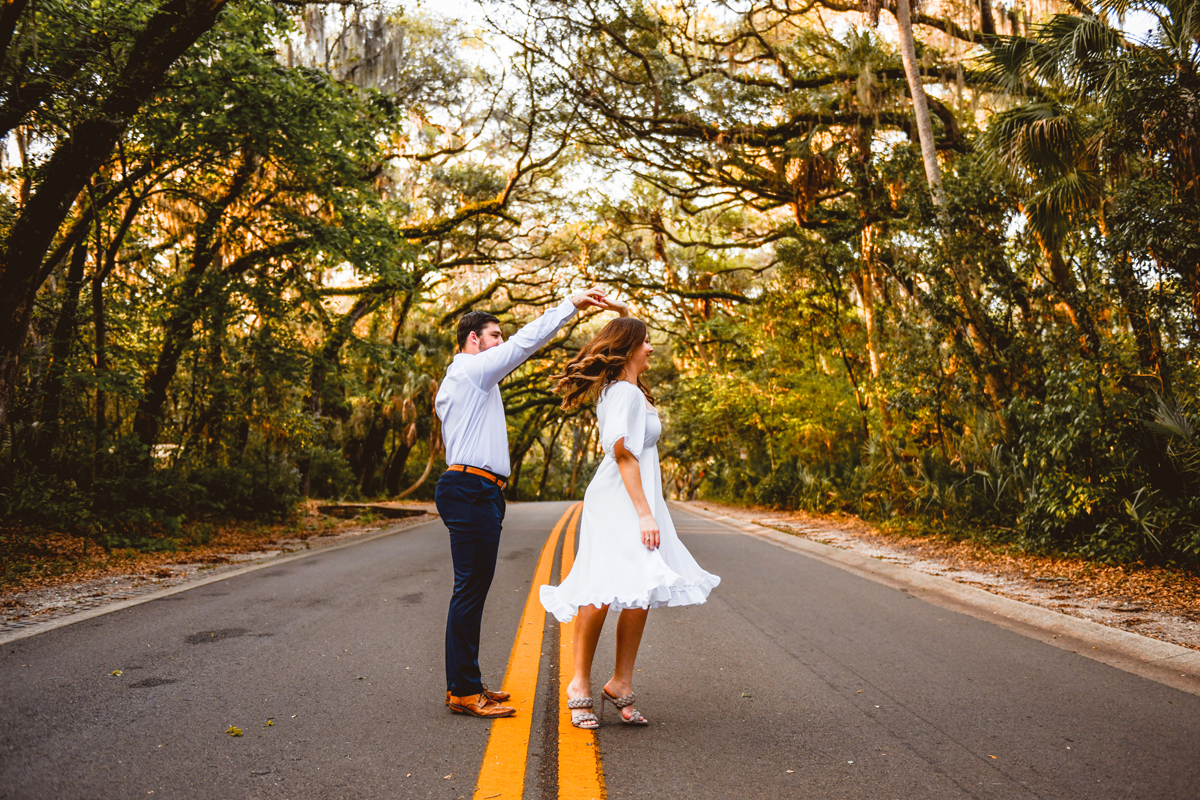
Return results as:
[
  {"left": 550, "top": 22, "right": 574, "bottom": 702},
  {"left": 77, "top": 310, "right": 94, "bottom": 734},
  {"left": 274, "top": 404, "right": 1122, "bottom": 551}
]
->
[{"left": 435, "top": 298, "right": 578, "bottom": 477}]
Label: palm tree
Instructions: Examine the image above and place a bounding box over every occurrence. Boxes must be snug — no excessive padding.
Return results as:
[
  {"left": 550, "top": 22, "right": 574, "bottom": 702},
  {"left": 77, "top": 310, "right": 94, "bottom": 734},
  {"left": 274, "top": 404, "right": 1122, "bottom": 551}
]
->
[
  {"left": 892, "top": 0, "right": 947, "bottom": 209},
  {"left": 979, "top": 0, "right": 1200, "bottom": 383}
]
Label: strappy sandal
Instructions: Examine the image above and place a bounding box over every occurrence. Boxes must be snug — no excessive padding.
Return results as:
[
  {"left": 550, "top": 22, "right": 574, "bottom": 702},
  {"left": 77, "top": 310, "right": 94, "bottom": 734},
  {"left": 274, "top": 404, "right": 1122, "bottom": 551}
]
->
[
  {"left": 568, "top": 695, "right": 599, "bottom": 729},
  {"left": 600, "top": 689, "right": 649, "bottom": 725}
]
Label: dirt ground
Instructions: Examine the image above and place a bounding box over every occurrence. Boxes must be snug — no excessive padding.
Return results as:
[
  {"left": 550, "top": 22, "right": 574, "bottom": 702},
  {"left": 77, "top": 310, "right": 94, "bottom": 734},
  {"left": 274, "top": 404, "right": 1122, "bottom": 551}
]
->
[{"left": 687, "top": 500, "right": 1200, "bottom": 651}]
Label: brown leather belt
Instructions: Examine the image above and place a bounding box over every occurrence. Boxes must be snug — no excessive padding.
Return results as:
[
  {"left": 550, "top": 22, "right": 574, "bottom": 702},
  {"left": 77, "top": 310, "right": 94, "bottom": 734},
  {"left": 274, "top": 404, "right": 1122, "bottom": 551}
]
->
[{"left": 446, "top": 464, "right": 507, "bottom": 489}]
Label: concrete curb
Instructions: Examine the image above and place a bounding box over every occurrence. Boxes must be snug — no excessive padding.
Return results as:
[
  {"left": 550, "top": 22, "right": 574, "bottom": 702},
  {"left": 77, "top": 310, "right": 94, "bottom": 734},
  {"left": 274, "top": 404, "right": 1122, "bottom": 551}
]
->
[
  {"left": 0, "top": 515, "right": 442, "bottom": 648},
  {"left": 673, "top": 502, "right": 1200, "bottom": 698}
]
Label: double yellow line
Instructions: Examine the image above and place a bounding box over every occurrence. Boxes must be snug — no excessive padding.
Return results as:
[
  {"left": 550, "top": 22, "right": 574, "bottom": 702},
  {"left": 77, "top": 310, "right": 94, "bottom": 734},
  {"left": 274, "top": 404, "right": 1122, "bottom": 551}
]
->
[{"left": 473, "top": 502, "right": 605, "bottom": 800}]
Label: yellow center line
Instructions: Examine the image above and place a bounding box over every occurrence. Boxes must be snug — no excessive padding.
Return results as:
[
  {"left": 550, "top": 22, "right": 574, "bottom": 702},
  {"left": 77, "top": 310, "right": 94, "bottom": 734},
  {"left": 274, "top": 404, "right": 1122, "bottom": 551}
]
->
[
  {"left": 473, "top": 502, "right": 580, "bottom": 800},
  {"left": 558, "top": 505, "right": 606, "bottom": 800}
]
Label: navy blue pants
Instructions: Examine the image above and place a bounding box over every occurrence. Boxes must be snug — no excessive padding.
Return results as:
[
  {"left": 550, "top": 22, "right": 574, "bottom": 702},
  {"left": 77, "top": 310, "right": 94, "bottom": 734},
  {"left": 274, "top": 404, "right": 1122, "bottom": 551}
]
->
[{"left": 435, "top": 470, "right": 506, "bottom": 697}]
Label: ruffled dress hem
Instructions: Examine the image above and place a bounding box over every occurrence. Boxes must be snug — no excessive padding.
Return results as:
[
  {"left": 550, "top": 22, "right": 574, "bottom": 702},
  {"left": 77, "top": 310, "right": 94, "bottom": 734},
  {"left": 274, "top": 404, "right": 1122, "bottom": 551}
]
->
[{"left": 540, "top": 572, "right": 720, "bottom": 624}]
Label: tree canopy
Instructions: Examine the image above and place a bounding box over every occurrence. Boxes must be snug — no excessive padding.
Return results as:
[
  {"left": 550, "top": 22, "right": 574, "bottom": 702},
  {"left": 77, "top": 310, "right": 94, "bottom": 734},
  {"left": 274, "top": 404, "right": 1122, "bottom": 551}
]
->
[{"left": 1, "top": 0, "right": 1196, "bottom": 567}]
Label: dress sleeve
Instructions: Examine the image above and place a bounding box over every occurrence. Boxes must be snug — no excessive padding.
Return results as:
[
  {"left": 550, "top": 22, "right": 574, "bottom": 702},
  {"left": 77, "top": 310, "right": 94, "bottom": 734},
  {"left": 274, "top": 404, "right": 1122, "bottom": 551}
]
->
[{"left": 600, "top": 382, "right": 647, "bottom": 461}]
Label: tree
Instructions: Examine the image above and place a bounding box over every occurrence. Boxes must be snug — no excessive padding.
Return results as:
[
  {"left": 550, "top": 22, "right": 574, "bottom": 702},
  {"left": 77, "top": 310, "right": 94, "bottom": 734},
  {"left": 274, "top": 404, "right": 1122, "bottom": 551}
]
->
[{"left": 0, "top": 0, "right": 234, "bottom": 433}]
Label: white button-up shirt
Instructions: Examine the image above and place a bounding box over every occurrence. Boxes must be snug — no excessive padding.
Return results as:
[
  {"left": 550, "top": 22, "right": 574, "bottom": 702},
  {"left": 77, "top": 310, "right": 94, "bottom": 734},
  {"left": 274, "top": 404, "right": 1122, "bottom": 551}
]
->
[{"left": 435, "top": 298, "right": 578, "bottom": 477}]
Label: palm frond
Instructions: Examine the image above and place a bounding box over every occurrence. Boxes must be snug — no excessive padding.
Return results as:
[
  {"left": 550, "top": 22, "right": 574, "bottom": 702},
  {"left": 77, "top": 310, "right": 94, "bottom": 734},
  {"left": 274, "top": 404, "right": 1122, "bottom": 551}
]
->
[
  {"left": 1146, "top": 394, "right": 1195, "bottom": 442},
  {"left": 976, "top": 34, "right": 1060, "bottom": 94},
  {"left": 984, "top": 103, "right": 1087, "bottom": 177},
  {"left": 1023, "top": 169, "right": 1104, "bottom": 244}
]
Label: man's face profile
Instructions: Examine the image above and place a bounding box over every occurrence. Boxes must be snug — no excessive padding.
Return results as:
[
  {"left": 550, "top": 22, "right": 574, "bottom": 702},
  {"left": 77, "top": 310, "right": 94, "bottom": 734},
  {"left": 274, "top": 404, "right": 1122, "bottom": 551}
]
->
[{"left": 471, "top": 322, "right": 503, "bottom": 352}]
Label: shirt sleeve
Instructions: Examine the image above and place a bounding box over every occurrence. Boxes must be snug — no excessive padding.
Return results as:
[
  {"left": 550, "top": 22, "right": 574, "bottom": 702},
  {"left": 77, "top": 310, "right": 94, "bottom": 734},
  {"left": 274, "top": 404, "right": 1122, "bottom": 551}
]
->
[
  {"left": 460, "top": 298, "right": 578, "bottom": 390},
  {"left": 600, "top": 382, "right": 647, "bottom": 461}
]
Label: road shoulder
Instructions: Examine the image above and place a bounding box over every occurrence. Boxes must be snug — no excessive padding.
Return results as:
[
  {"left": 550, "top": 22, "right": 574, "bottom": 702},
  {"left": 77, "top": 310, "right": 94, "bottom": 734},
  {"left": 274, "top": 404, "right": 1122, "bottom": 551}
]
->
[
  {"left": 0, "top": 512, "right": 438, "bottom": 647},
  {"left": 674, "top": 502, "right": 1200, "bottom": 698}
]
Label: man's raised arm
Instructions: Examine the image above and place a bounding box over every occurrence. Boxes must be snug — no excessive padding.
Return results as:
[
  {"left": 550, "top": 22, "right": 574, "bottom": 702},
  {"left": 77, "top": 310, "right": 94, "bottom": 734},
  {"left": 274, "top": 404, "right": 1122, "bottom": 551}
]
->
[{"left": 464, "top": 288, "right": 616, "bottom": 389}]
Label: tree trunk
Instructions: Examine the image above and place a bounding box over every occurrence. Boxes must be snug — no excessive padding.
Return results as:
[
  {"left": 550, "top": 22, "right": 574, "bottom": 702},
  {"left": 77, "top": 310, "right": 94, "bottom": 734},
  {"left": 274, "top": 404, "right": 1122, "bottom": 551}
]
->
[
  {"left": 536, "top": 418, "right": 566, "bottom": 499},
  {"left": 92, "top": 273, "right": 108, "bottom": 481},
  {"left": 133, "top": 149, "right": 256, "bottom": 450},
  {"left": 395, "top": 419, "right": 441, "bottom": 500},
  {"left": 506, "top": 411, "right": 544, "bottom": 500},
  {"left": 1111, "top": 250, "right": 1170, "bottom": 393},
  {"left": 132, "top": 256, "right": 215, "bottom": 451},
  {"left": 36, "top": 242, "right": 88, "bottom": 458},
  {"left": 893, "top": 0, "right": 945, "bottom": 208},
  {"left": 0, "top": 0, "right": 33, "bottom": 67},
  {"left": 978, "top": 0, "right": 997, "bottom": 35},
  {"left": 307, "top": 296, "right": 381, "bottom": 419},
  {"left": 849, "top": 120, "right": 893, "bottom": 430},
  {"left": 357, "top": 415, "right": 388, "bottom": 495},
  {"left": 567, "top": 418, "right": 593, "bottom": 498},
  {"left": 90, "top": 193, "right": 151, "bottom": 476},
  {"left": 384, "top": 438, "right": 414, "bottom": 496}
]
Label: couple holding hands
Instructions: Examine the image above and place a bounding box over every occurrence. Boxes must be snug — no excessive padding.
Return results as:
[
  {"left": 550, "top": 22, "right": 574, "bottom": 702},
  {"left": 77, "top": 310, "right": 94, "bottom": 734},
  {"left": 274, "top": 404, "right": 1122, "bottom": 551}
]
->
[{"left": 434, "top": 287, "right": 719, "bottom": 728}]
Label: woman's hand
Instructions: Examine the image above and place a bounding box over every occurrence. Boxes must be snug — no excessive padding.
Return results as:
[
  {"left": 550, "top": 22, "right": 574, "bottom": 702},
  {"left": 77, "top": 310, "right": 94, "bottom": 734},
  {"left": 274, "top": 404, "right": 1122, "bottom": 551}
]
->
[{"left": 639, "top": 512, "right": 660, "bottom": 550}]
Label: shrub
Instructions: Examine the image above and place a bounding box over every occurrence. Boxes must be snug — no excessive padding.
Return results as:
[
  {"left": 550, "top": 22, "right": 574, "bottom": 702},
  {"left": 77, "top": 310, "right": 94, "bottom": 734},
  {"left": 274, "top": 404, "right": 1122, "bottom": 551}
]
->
[{"left": 306, "top": 447, "right": 359, "bottom": 500}]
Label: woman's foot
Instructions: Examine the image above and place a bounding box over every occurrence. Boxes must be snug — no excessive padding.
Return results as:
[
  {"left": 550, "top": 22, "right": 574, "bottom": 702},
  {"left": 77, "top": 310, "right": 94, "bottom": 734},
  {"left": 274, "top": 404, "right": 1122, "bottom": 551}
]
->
[
  {"left": 601, "top": 681, "right": 649, "bottom": 725},
  {"left": 567, "top": 695, "right": 598, "bottom": 729},
  {"left": 567, "top": 679, "right": 598, "bottom": 729}
]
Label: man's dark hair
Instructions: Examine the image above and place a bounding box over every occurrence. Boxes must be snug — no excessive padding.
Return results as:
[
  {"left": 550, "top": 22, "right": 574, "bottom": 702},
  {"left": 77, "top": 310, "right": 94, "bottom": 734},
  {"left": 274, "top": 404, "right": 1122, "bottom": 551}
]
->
[{"left": 457, "top": 310, "right": 501, "bottom": 350}]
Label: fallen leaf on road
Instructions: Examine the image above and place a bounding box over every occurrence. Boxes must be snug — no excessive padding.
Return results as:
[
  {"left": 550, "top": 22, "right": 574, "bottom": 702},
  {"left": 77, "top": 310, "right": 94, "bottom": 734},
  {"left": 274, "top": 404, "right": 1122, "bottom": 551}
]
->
[
  {"left": 111, "top": 670, "right": 123, "bottom": 676},
  {"left": 989, "top": 755, "right": 998, "bottom": 759},
  {"left": 263, "top": 720, "right": 274, "bottom": 727},
  {"left": 227, "top": 727, "right": 243, "bottom": 737},
  {"left": 443, "top": 774, "right": 452, "bottom": 779}
]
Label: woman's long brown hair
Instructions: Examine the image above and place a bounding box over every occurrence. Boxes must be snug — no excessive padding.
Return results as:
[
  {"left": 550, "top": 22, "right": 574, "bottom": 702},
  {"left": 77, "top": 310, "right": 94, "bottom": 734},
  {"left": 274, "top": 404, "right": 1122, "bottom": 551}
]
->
[{"left": 553, "top": 317, "right": 655, "bottom": 411}]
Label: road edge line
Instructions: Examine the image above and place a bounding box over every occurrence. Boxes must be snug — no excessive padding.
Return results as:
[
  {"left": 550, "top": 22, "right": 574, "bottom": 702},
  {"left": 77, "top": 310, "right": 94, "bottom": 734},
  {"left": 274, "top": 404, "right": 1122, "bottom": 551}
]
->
[
  {"left": 672, "top": 502, "right": 1200, "bottom": 698},
  {"left": 0, "top": 516, "right": 439, "bottom": 647}
]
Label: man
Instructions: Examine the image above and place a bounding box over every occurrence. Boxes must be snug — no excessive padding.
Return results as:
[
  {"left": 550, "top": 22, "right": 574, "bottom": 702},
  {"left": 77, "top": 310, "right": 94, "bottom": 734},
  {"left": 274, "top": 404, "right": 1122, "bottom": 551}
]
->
[{"left": 436, "top": 287, "right": 619, "bottom": 718}]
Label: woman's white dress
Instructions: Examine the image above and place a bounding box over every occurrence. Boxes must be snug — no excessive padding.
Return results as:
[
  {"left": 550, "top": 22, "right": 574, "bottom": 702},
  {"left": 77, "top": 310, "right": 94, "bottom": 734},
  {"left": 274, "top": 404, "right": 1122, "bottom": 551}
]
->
[{"left": 540, "top": 381, "right": 720, "bottom": 622}]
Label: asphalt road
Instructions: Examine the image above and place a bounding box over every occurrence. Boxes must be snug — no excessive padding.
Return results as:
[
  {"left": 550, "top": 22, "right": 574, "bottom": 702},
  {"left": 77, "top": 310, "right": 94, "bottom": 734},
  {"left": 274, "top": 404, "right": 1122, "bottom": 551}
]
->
[{"left": 2, "top": 502, "right": 1198, "bottom": 799}]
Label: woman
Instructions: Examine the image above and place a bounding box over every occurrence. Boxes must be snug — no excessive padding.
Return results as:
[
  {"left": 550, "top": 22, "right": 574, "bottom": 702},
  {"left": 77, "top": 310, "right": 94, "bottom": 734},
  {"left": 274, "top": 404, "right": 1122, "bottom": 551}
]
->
[{"left": 540, "top": 314, "right": 720, "bottom": 728}]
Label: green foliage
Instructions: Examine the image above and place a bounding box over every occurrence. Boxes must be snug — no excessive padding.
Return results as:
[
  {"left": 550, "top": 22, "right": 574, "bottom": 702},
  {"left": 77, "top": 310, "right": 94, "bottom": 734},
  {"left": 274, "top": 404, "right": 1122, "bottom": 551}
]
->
[
  {"left": 188, "top": 452, "right": 301, "bottom": 521},
  {"left": 306, "top": 447, "right": 360, "bottom": 500}
]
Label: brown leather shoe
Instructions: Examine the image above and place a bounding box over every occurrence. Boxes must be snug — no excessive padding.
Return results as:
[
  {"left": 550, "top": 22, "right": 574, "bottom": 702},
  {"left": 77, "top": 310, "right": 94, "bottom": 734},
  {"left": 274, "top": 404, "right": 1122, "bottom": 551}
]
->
[
  {"left": 481, "top": 684, "right": 511, "bottom": 703},
  {"left": 446, "top": 692, "right": 516, "bottom": 718},
  {"left": 446, "top": 686, "right": 511, "bottom": 704}
]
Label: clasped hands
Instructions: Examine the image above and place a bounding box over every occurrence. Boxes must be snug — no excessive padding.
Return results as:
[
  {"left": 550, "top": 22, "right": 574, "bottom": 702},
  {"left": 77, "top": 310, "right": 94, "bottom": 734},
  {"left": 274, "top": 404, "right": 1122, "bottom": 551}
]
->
[{"left": 572, "top": 286, "right": 629, "bottom": 316}]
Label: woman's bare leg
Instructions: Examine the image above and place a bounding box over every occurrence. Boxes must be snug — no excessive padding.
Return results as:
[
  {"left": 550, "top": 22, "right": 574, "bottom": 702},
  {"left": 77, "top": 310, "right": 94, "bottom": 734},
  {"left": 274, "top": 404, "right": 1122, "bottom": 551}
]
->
[
  {"left": 568, "top": 603, "right": 608, "bottom": 698},
  {"left": 605, "top": 607, "right": 649, "bottom": 721}
]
